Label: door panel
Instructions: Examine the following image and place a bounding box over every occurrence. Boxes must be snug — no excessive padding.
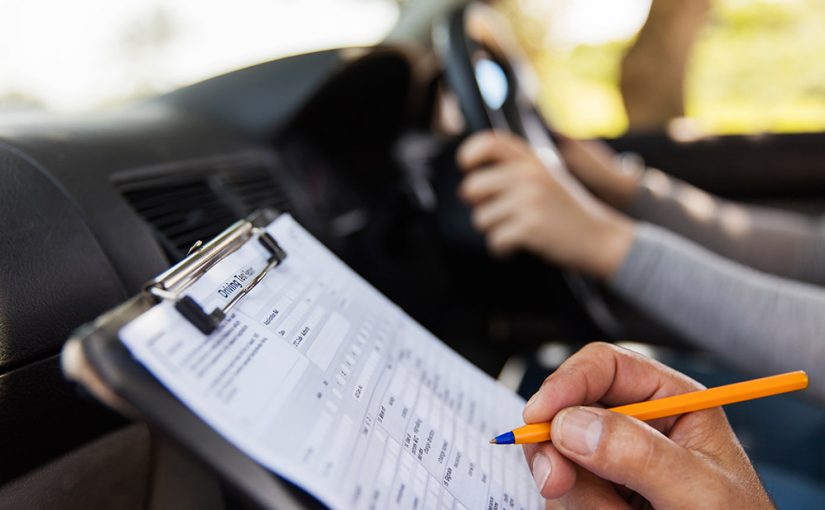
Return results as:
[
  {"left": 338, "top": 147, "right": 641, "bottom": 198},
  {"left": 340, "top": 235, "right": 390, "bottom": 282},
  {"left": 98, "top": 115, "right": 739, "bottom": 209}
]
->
[{"left": 609, "top": 132, "right": 825, "bottom": 213}]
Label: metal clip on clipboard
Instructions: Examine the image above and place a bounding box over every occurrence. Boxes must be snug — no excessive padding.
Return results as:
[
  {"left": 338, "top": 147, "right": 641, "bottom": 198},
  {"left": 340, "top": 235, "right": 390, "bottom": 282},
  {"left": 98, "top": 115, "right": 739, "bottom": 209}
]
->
[{"left": 144, "top": 216, "right": 287, "bottom": 335}]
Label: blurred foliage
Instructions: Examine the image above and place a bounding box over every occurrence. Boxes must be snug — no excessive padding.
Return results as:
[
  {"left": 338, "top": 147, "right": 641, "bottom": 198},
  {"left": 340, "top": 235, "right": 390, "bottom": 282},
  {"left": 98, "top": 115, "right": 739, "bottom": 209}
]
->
[
  {"left": 691, "top": 0, "right": 825, "bottom": 134},
  {"left": 496, "top": 0, "right": 825, "bottom": 137}
]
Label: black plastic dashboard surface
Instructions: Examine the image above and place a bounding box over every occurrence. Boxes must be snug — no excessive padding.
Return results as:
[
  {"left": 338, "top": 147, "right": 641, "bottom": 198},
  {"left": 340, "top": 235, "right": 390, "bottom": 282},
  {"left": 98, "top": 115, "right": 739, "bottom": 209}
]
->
[{"left": 0, "top": 46, "right": 421, "bottom": 483}]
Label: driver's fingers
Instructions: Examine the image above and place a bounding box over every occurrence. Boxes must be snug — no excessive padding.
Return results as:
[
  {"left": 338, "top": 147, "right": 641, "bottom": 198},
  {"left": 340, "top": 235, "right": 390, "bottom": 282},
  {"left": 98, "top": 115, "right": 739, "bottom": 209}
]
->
[
  {"left": 486, "top": 218, "right": 526, "bottom": 257},
  {"left": 459, "top": 164, "right": 519, "bottom": 204},
  {"left": 470, "top": 191, "right": 521, "bottom": 232},
  {"left": 457, "top": 130, "right": 533, "bottom": 171}
]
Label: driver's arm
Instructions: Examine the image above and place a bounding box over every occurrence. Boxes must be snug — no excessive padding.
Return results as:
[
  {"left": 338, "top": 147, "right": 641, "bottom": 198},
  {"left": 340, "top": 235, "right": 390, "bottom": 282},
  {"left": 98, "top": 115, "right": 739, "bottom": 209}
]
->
[
  {"left": 549, "top": 132, "right": 825, "bottom": 286},
  {"left": 456, "top": 130, "right": 825, "bottom": 401}
]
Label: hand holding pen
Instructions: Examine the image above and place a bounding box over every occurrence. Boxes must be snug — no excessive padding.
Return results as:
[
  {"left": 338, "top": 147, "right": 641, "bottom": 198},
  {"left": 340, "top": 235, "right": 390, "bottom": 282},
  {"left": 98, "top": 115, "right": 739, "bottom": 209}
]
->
[{"left": 509, "top": 343, "right": 779, "bottom": 509}]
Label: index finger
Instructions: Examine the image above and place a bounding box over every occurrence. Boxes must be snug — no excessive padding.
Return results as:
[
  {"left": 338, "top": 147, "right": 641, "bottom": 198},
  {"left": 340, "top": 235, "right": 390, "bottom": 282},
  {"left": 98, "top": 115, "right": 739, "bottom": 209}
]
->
[
  {"left": 456, "top": 130, "right": 533, "bottom": 172},
  {"left": 523, "top": 342, "right": 704, "bottom": 425}
]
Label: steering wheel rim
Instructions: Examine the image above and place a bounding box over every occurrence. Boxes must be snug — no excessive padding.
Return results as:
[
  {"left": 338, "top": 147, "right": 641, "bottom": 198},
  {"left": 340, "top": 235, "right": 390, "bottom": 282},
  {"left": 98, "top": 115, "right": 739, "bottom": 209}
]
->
[{"left": 434, "top": 3, "right": 625, "bottom": 339}]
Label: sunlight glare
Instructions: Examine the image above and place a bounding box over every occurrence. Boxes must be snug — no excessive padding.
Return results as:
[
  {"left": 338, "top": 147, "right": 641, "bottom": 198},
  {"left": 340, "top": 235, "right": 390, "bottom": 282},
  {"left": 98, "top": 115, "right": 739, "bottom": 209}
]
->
[
  {"left": 517, "top": 0, "right": 651, "bottom": 47},
  {"left": 0, "top": 0, "right": 399, "bottom": 112}
]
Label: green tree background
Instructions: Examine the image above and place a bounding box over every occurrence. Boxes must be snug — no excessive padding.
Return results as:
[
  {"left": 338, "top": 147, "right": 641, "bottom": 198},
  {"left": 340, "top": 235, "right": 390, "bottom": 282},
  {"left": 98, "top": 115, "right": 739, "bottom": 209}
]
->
[{"left": 497, "top": 0, "right": 825, "bottom": 137}]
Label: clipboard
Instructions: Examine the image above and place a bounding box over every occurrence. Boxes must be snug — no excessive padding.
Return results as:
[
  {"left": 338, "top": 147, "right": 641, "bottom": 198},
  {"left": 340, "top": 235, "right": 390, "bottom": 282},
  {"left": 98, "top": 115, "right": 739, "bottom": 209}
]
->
[
  {"left": 63, "top": 209, "right": 539, "bottom": 510},
  {"left": 61, "top": 209, "right": 318, "bottom": 510}
]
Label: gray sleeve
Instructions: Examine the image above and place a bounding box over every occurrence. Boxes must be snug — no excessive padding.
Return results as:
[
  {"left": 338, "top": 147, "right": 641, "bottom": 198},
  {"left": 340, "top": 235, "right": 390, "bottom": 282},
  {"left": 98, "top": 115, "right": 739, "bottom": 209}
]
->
[
  {"left": 626, "top": 169, "right": 825, "bottom": 285},
  {"left": 610, "top": 223, "right": 825, "bottom": 402}
]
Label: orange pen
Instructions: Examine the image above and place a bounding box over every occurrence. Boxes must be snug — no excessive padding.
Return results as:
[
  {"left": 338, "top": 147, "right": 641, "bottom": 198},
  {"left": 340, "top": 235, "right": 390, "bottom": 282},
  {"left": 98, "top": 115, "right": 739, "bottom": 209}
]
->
[{"left": 490, "top": 370, "right": 809, "bottom": 445}]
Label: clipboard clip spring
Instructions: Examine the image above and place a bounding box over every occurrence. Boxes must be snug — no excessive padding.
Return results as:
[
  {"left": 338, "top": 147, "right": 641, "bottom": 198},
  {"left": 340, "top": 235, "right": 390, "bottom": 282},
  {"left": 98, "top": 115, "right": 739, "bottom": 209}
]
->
[{"left": 145, "top": 219, "right": 287, "bottom": 335}]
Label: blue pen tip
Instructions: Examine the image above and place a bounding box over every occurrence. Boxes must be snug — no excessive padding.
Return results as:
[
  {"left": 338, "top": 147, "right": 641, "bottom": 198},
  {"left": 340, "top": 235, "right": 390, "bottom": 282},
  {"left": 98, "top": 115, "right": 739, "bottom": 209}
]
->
[{"left": 491, "top": 431, "right": 515, "bottom": 445}]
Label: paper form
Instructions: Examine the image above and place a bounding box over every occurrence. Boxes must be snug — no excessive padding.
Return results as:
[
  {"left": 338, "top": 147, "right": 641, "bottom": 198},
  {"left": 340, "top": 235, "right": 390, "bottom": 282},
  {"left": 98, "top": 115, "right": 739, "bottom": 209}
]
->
[{"left": 120, "top": 214, "right": 543, "bottom": 510}]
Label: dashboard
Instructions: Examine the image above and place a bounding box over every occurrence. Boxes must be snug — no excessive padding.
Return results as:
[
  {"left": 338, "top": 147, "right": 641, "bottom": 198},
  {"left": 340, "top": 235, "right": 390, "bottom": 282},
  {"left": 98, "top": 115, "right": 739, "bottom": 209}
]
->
[
  {"left": 0, "top": 45, "right": 594, "bottom": 486},
  {"left": 0, "top": 47, "right": 428, "bottom": 482}
]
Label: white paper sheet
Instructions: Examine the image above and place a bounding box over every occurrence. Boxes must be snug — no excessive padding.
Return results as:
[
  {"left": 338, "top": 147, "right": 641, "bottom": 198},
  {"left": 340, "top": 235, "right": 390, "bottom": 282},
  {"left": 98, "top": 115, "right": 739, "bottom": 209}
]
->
[{"left": 120, "top": 214, "right": 543, "bottom": 510}]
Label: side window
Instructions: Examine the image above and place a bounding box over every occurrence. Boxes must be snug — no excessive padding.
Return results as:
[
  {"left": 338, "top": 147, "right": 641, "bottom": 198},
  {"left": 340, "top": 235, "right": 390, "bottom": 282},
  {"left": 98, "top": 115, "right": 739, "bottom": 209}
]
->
[
  {"left": 689, "top": 0, "right": 825, "bottom": 135},
  {"left": 496, "top": 0, "right": 825, "bottom": 137}
]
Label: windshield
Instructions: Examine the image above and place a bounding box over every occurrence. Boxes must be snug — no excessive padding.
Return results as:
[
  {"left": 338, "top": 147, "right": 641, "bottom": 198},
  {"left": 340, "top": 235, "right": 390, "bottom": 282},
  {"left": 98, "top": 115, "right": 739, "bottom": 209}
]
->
[{"left": 0, "top": 0, "right": 400, "bottom": 113}]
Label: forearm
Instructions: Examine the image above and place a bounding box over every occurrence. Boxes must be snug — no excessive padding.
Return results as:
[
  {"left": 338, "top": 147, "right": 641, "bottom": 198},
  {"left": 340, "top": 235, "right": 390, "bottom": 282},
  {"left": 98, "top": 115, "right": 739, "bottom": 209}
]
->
[
  {"left": 610, "top": 223, "right": 825, "bottom": 402},
  {"left": 626, "top": 169, "right": 825, "bottom": 285}
]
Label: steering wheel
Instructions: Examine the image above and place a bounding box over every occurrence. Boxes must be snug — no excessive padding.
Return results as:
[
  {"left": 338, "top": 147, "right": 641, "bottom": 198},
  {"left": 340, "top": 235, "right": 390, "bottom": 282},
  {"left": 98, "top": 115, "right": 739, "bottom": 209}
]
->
[{"left": 434, "top": 3, "right": 625, "bottom": 338}]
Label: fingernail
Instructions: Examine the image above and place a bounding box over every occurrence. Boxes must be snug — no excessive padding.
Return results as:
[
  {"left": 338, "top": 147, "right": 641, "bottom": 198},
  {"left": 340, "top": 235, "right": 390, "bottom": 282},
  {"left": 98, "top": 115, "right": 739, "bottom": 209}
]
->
[
  {"left": 555, "top": 408, "right": 602, "bottom": 456},
  {"left": 531, "top": 453, "right": 551, "bottom": 491}
]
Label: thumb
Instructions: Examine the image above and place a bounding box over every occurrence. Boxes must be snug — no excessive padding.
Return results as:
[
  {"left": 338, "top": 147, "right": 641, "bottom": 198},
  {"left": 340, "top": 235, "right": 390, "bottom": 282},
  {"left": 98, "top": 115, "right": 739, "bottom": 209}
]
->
[{"left": 551, "top": 407, "right": 707, "bottom": 510}]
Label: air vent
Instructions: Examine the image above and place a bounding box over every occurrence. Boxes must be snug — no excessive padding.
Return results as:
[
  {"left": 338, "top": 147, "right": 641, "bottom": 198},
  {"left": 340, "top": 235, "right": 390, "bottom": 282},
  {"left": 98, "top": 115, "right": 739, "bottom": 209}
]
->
[{"left": 117, "top": 154, "right": 292, "bottom": 261}]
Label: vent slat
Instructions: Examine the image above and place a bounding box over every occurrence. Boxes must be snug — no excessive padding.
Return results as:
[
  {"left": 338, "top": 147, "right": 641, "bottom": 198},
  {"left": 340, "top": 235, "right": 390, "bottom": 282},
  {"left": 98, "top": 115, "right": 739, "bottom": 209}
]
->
[
  {"left": 141, "top": 198, "right": 232, "bottom": 226},
  {"left": 159, "top": 208, "right": 236, "bottom": 238},
  {"left": 235, "top": 189, "right": 284, "bottom": 206},
  {"left": 126, "top": 190, "right": 222, "bottom": 215},
  {"left": 117, "top": 159, "right": 292, "bottom": 259},
  {"left": 168, "top": 223, "right": 234, "bottom": 251}
]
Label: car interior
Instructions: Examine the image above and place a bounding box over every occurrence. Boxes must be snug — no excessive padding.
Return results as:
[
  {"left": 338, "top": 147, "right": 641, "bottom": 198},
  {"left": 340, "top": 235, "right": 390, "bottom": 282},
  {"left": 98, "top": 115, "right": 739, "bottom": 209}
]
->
[{"left": 1, "top": 0, "right": 824, "bottom": 508}]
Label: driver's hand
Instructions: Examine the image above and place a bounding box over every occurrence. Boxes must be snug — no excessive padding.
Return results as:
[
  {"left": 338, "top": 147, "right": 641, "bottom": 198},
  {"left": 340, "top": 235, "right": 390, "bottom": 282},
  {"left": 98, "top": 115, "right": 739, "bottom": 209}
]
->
[
  {"left": 523, "top": 342, "right": 773, "bottom": 510},
  {"left": 457, "top": 131, "right": 634, "bottom": 278}
]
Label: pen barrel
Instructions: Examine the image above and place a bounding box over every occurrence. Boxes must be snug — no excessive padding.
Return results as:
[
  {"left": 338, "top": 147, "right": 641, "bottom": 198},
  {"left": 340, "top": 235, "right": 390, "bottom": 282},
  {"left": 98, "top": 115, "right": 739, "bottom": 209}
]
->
[
  {"left": 610, "top": 371, "right": 809, "bottom": 422},
  {"left": 513, "top": 422, "right": 553, "bottom": 444},
  {"left": 504, "top": 371, "right": 808, "bottom": 445}
]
